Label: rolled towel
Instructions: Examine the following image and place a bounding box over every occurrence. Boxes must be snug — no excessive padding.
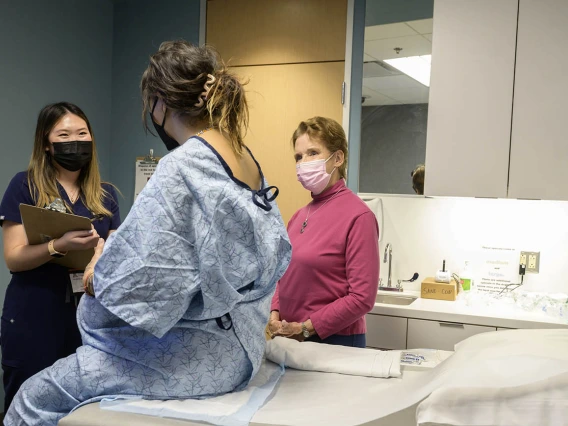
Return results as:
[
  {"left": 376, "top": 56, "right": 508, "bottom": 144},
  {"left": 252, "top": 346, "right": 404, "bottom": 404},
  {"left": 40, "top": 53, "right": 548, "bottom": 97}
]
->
[{"left": 265, "top": 337, "right": 401, "bottom": 378}]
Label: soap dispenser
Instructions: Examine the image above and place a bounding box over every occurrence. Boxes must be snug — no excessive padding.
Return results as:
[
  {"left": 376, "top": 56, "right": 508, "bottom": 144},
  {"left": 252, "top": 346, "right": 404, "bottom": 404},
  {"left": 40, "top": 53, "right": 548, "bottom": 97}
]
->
[{"left": 435, "top": 260, "right": 451, "bottom": 283}]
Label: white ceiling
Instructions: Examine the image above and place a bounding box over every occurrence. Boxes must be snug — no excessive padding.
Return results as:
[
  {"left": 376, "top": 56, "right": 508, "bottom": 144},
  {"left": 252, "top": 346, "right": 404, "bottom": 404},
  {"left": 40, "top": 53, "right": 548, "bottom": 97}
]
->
[{"left": 363, "top": 19, "right": 433, "bottom": 106}]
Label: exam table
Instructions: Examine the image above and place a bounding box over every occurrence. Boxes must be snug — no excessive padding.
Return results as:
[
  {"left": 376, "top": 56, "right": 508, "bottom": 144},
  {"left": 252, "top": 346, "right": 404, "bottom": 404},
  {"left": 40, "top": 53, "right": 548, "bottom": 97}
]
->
[
  {"left": 60, "top": 328, "right": 568, "bottom": 426},
  {"left": 59, "top": 367, "right": 427, "bottom": 426}
]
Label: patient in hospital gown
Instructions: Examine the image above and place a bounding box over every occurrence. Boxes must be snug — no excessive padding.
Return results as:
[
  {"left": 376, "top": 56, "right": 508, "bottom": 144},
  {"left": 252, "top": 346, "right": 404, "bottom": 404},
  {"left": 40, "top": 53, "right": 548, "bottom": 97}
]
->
[{"left": 6, "top": 108, "right": 292, "bottom": 424}]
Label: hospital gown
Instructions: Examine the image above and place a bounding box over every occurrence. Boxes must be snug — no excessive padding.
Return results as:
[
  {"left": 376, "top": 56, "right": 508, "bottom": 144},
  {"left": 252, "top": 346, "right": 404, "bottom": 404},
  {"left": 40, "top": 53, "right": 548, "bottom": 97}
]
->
[{"left": 5, "top": 136, "right": 292, "bottom": 426}]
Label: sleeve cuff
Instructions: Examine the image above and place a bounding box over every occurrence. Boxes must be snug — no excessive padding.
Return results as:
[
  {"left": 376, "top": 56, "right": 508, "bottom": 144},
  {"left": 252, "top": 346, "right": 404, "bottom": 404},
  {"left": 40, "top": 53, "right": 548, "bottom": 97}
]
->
[
  {"left": 0, "top": 214, "right": 23, "bottom": 226},
  {"left": 309, "top": 311, "right": 332, "bottom": 340}
]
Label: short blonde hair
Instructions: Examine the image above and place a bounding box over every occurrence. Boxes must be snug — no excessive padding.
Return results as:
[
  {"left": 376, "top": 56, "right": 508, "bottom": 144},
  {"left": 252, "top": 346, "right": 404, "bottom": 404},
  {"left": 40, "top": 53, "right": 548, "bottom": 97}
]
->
[{"left": 292, "top": 117, "right": 348, "bottom": 179}]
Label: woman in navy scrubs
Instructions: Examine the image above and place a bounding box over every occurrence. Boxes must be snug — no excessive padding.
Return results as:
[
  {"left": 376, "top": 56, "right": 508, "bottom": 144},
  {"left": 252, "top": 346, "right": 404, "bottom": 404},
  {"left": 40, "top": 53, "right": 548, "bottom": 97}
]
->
[{"left": 0, "top": 102, "right": 121, "bottom": 412}]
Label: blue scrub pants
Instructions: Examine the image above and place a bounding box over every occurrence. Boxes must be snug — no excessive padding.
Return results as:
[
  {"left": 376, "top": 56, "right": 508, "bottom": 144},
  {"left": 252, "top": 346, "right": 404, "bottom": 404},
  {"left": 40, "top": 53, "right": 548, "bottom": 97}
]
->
[{"left": 1, "top": 275, "right": 81, "bottom": 413}]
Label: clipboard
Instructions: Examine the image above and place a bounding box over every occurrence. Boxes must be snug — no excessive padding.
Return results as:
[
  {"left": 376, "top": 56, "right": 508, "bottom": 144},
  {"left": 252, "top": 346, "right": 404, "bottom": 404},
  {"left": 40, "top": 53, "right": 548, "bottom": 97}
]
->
[{"left": 19, "top": 204, "right": 94, "bottom": 270}]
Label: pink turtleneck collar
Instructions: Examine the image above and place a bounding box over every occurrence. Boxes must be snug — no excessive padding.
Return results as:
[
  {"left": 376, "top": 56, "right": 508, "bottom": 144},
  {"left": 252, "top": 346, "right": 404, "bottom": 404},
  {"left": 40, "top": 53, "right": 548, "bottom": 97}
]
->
[{"left": 312, "top": 178, "right": 347, "bottom": 202}]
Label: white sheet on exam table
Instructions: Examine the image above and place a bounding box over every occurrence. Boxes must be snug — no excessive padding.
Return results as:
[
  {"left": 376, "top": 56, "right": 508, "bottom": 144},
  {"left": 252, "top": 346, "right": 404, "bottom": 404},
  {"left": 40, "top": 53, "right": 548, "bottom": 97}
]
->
[
  {"left": 252, "top": 367, "right": 425, "bottom": 426},
  {"left": 92, "top": 339, "right": 424, "bottom": 426},
  {"left": 59, "top": 367, "right": 428, "bottom": 426}
]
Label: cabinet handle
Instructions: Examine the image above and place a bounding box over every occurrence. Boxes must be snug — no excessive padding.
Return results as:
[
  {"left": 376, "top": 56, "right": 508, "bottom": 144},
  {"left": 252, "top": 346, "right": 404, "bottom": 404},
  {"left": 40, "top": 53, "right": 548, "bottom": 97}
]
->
[{"left": 439, "top": 322, "right": 464, "bottom": 328}]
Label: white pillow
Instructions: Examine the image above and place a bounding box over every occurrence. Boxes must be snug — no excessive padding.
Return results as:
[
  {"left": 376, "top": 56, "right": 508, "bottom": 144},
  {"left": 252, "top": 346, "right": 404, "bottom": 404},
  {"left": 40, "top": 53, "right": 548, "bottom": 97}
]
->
[
  {"left": 417, "top": 371, "right": 568, "bottom": 426},
  {"left": 416, "top": 328, "right": 568, "bottom": 425}
]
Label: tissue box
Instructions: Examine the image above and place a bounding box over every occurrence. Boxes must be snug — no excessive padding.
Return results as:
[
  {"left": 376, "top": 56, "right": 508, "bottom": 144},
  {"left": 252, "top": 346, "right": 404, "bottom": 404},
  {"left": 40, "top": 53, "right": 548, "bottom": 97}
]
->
[{"left": 421, "top": 277, "right": 459, "bottom": 301}]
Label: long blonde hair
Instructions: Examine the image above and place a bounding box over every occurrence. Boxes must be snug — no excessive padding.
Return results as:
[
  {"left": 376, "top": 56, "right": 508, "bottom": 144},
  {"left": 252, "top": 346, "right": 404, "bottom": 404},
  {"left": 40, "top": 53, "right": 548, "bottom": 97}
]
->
[
  {"left": 140, "top": 41, "right": 249, "bottom": 155},
  {"left": 27, "top": 102, "right": 113, "bottom": 216}
]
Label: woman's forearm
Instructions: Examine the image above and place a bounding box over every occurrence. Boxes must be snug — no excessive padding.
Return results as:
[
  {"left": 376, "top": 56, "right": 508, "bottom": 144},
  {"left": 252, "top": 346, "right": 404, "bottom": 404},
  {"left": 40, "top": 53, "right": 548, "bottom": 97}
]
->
[{"left": 5, "top": 242, "right": 53, "bottom": 272}]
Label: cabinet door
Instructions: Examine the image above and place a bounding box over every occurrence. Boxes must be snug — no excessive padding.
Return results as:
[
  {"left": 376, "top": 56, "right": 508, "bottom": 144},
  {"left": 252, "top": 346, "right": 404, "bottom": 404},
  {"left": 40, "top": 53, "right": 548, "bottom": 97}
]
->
[
  {"left": 424, "top": 0, "right": 517, "bottom": 198},
  {"left": 508, "top": 0, "right": 568, "bottom": 200},
  {"left": 407, "top": 319, "right": 496, "bottom": 351},
  {"left": 366, "top": 314, "right": 407, "bottom": 350}
]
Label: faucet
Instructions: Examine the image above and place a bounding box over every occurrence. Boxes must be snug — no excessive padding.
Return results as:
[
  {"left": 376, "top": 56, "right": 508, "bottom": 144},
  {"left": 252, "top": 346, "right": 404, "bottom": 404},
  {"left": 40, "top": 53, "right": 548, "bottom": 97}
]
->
[
  {"left": 379, "top": 243, "right": 402, "bottom": 292},
  {"left": 384, "top": 243, "right": 392, "bottom": 287}
]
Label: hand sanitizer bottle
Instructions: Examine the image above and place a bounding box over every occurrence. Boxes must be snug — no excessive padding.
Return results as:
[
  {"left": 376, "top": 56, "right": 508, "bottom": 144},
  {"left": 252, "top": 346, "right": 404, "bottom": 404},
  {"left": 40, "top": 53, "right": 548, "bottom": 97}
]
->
[{"left": 460, "top": 261, "right": 474, "bottom": 291}]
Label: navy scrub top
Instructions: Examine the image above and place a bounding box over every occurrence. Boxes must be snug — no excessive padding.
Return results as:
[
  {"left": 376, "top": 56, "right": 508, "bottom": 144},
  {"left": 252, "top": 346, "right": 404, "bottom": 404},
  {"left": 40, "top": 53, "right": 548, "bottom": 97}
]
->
[
  {"left": 0, "top": 171, "right": 120, "bottom": 392},
  {"left": 0, "top": 171, "right": 121, "bottom": 276}
]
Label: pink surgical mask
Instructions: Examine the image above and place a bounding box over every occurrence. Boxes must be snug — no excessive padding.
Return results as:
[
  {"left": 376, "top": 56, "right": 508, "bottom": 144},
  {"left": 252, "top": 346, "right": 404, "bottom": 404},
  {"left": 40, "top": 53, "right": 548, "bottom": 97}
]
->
[{"left": 296, "top": 153, "right": 337, "bottom": 195}]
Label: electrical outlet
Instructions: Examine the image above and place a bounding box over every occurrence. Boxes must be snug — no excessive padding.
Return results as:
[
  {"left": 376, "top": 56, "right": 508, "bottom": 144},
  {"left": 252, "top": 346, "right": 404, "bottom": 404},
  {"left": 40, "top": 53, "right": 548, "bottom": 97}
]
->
[
  {"left": 521, "top": 251, "right": 540, "bottom": 273},
  {"left": 528, "top": 252, "right": 540, "bottom": 272}
]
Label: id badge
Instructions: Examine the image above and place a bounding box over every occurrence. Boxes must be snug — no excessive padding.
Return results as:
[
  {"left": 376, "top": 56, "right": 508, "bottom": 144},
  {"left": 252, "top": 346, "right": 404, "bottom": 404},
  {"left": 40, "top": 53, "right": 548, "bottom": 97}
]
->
[{"left": 70, "top": 272, "right": 85, "bottom": 293}]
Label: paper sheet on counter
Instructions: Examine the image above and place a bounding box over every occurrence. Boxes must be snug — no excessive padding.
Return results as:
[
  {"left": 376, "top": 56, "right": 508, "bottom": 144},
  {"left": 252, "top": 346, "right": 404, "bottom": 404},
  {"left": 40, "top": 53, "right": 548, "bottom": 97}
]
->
[{"left": 477, "top": 245, "right": 519, "bottom": 293}]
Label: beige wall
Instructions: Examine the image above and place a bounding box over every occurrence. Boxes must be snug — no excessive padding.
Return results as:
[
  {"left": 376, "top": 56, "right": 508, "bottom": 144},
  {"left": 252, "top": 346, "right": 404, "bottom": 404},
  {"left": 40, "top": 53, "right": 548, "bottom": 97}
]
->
[{"left": 207, "top": 0, "right": 347, "bottom": 223}]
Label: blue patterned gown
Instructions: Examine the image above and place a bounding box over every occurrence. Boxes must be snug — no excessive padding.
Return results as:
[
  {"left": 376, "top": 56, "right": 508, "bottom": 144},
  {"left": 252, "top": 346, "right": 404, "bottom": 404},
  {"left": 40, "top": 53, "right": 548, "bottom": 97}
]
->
[{"left": 5, "top": 136, "right": 292, "bottom": 426}]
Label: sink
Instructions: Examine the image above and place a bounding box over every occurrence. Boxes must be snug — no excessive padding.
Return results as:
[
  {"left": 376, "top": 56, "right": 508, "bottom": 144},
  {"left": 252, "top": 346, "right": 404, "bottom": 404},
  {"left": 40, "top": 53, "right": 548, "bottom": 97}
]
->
[{"left": 376, "top": 294, "right": 417, "bottom": 306}]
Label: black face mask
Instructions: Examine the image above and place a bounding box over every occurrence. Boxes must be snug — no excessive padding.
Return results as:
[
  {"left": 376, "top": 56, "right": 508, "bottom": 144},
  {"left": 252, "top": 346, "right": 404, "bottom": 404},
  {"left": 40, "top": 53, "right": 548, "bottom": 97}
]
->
[
  {"left": 52, "top": 141, "right": 93, "bottom": 172},
  {"left": 151, "top": 99, "right": 179, "bottom": 151}
]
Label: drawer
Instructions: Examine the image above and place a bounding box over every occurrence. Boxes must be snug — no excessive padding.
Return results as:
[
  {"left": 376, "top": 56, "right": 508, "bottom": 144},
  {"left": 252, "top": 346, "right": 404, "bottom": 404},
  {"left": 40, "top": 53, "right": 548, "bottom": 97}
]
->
[
  {"left": 366, "top": 314, "right": 407, "bottom": 350},
  {"left": 407, "top": 318, "right": 496, "bottom": 351}
]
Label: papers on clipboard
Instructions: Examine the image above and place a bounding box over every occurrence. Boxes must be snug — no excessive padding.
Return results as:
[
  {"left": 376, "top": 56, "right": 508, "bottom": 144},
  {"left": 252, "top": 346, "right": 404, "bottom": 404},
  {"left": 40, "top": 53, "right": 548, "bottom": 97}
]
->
[
  {"left": 135, "top": 149, "right": 161, "bottom": 202},
  {"left": 19, "top": 204, "right": 94, "bottom": 270}
]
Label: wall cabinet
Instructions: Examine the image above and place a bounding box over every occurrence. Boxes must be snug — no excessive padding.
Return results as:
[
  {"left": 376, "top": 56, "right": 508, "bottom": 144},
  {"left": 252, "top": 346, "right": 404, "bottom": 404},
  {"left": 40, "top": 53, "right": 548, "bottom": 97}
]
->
[
  {"left": 425, "top": 0, "right": 568, "bottom": 201},
  {"left": 507, "top": 0, "right": 568, "bottom": 201},
  {"left": 425, "top": 0, "right": 517, "bottom": 199}
]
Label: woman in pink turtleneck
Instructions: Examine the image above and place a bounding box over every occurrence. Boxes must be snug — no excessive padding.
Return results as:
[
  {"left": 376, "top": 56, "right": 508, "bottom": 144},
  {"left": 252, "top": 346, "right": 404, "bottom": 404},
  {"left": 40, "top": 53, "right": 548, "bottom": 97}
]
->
[{"left": 269, "top": 117, "right": 379, "bottom": 348}]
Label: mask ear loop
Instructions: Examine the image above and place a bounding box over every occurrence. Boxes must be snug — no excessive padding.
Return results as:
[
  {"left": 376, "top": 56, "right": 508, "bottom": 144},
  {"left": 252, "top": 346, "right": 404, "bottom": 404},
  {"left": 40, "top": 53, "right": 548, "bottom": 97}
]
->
[
  {"left": 150, "top": 97, "right": 167, "bottom": 127},
  {"left": 325, "top": 152, "right": 337, "bottom": 163},
  {"left": 327, "top": 151, "right": 340, "bottom": 176}
]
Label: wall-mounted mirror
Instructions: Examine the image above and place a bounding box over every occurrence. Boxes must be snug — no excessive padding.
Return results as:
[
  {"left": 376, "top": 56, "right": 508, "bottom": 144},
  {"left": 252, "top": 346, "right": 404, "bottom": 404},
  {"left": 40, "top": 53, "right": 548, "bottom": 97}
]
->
[{"left": 359, "top": 1, "right": 434, "bottom": 195}]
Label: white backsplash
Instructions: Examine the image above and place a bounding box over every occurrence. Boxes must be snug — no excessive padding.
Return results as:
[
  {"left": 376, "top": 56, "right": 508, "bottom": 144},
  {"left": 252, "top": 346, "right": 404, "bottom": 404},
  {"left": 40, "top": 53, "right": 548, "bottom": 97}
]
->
[{"left": 360, "top": 194, "right": 568, "bottom": 294}]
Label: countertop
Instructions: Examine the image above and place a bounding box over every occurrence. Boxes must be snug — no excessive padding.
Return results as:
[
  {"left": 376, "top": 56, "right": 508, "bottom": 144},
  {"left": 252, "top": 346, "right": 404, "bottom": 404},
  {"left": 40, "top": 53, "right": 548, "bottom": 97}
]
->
[{"left": 370, "top": 290, "right": 568, "bottom": 329}]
